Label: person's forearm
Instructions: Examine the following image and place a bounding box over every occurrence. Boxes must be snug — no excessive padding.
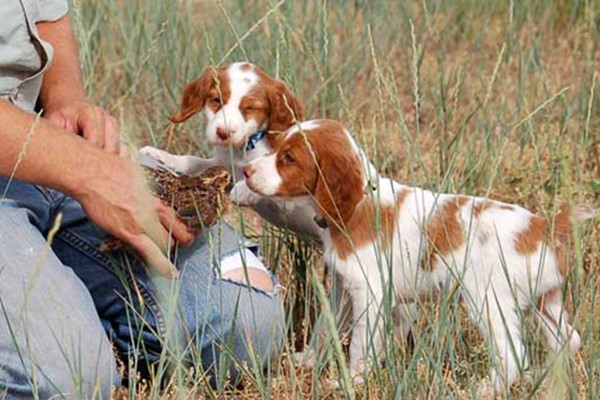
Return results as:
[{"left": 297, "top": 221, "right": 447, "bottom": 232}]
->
[
  {"left": 0, "top": 100, "right": 184, "bottom": 277},
  {"left": 0, "top": 100, "right": 112, "bottom": 196},
  {"left": 37, "top": 15, "right": 87, "bottom": 112}
]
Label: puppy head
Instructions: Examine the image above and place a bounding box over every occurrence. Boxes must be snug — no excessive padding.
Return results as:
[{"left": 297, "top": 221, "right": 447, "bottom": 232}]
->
[
  {"left": 244, "top": 119, "right": 364, "bottom": 226},
  {"left": 170, "top": 62, "right": 304, "bottom": 148}
]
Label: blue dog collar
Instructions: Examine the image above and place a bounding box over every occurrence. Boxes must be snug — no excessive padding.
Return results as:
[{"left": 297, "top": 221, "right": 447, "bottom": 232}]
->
[{"left": 245, "top": 130, "right": 267, "bottom": 152}]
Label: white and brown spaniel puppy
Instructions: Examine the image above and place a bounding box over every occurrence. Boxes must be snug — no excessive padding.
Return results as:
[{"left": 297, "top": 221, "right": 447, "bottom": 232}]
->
[
  {"left": 140, "top": 62, "right": 322, "bottom": 238},
  {"left": 242, "top": 119, "right": 596, "bottom": 390}
]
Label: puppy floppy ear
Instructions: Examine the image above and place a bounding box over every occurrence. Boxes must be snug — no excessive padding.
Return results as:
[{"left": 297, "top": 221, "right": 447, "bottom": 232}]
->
[
  {"left": 314, "top": 148, "right": 363, "bottom": 228},
  {"left": 170, "top": 67, "right": 215, "bottom": 123},
  {"left": 267, "top": 79, "right": 305, "bottom": 133}
]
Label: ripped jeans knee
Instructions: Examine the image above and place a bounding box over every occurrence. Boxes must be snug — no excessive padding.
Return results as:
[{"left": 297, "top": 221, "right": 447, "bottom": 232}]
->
[
  {"left": 219, "top": 248, "right": 277, "bottom": 293},
  {"left": 171, "top": 225, "right": 285, "bottom": 388},
  {"left": 178, "top": 249, "right": 282, "bottom": 388}
]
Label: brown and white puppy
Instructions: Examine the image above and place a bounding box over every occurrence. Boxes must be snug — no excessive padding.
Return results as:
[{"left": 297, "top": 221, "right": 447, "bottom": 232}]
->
[
  {"left": 243, "top": 119, "right": 596, "bottom": 390},
  {"left": 140, "top": 62, "right": 322, "bottom": 238}
]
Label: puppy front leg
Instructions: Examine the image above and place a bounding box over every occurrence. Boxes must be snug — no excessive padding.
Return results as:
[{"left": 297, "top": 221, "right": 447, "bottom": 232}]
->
[
  {"left": 139, "top": 146, "right": 220, "bottom": 175},
  {"left": 229, "top": 180, "right": 262, "bottom": 206},
  {"left": 347, "top": 282, "right": 384, "bottom": 385},
  {"left": 333, "top": 272, "right": 353, "bottom": 338},
  {"left": 294, "top": 271, "right": 351, "bottom": 371},
  {"left": 392, "top": 300, "right": 419, "bottom": 342}
]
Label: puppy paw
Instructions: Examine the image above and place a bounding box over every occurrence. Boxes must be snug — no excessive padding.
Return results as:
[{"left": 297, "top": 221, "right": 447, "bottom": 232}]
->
[
  {"left": 139, "top": 146, "right": 180, "bottom": 171},
  {"left": 139, "top": 146, "right": 171, "bottom": 164},
  {"left": 230, "top": 181, "right": 260, "bottom": 206}
]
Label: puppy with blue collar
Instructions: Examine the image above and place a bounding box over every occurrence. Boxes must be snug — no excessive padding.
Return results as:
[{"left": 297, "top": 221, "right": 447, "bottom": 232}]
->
[{"left": 140, "top": 62, "right": 324, "bottom": 240}]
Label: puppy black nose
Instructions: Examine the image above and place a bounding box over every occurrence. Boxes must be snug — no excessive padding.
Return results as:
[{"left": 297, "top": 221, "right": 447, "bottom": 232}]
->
[{"left": 216, "top": 128, "right": 230, "bottom": 140}]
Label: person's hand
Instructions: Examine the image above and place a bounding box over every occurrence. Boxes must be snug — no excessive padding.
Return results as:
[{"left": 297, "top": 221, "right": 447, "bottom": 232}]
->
[
  {"left": 72, "top": 155, "right": 194, "bottom": 278},
  {"left": 44, "top": 100, "right": 129, "bottom": 158}
]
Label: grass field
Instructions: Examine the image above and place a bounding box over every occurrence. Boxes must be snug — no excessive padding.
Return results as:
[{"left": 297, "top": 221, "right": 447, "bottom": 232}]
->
[{"left": 73, "top": 0, "right": 600, "bottom": 398}]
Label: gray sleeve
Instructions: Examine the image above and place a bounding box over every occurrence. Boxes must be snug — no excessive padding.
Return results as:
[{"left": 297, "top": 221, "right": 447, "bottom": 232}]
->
[{"left": 37, "top": 0, "right": 69, "bottom": 22}]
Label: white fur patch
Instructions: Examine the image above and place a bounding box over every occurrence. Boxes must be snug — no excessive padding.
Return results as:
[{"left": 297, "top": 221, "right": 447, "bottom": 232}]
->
[
  {"left": 246, "top": 154, "right": 282, "bottom": 196},
  {"left": 343, "top": 128, "right": 379, "bottom": 185},
  {"left": 205, "top": 63, "right": 260, "bottom": 147},
  {"left": 283, "top": 120, "right": 321, "bottom": 139}
]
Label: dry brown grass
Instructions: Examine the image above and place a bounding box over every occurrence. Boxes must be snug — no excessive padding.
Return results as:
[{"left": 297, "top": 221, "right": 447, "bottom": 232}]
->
[{"left": 73, "top": 0, "right": 600, "bottom": 398}]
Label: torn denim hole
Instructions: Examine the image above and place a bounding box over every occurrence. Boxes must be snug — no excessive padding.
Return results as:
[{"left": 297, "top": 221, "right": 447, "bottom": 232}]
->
[{"left": 217, "top": 248, "right": 279, "bottom": 295}]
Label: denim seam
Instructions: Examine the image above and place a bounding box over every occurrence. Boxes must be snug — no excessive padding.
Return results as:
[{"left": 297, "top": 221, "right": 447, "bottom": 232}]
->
[
  {"left": 55, "top": 229, "right": 167, "bottom": 337},
  {"left": 120, "top": 261, "right": 167, "bottom": 338},
  {"left": 33, "top": 186, "right": 57, "bottom": 203}
]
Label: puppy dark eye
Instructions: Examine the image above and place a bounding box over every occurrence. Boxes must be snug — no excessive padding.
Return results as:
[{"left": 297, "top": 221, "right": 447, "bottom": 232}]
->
[
  {"left": 210, "top": 97, "right": 222, "bottom": 106},
  {"left": 282, "top": 152, "right": 295, "bottom": 165}
]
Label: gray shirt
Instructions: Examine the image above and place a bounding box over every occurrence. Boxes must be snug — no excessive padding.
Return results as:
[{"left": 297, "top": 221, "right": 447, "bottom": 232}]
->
[{"left": 0, "top": 0, "right": 69, "bottom": 112}]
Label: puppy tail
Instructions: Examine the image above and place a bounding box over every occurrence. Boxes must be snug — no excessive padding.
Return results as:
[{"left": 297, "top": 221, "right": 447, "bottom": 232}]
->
[
  {"left": 573, "top": 204, "right": 598, "bottom": 222},
  {"left": 551, "top": 203, "right": 595, "bottom": 276}
]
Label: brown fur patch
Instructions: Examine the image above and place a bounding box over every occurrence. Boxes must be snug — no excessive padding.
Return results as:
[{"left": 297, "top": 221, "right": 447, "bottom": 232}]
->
[
  {"left": 272, "top": 120, "right": 365, "bottom": 228},
  {"left": 473, "top": 200, "right": 494, "bottom": 218},
  {"left": 239, "top": 95, "right": 269, "bottom": 130},
  {"left": 169, "top": 63, "right": 304, "bottom": 140},
  {"left": 550, "top": 204, "right": 573, "bottom": 276},
  {"left": 421, "top": 196, "right": 469, "bottom": 270},
  {"left": 515, "top": 204, "right": 575, "bottom": 276},
  {"left": 536, "top": 287, "right": 561, "bottom": 313},
  {"left": 311, "top": 122, "right": 365, "bottom": 228},
  {"left": 170, "top": 65, "right": 231, "bottom": 123},
  {"left": 269, "top": 120, "right": 413, "bottom": 260},
  {"left": 514, "top": 215, "right": 547, "bottom": 255},
  {"left": 331, "top": 189, "right": 411, "bottom": 260},
  {"left": 249, "top": 67, "right": 304, "bottom": 136},
  {"left": 472, "top": 200, "right": 513, "bottom": 219}
]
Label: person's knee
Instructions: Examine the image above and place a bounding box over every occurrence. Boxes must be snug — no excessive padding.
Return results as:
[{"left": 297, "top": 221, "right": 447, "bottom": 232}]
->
[
  {"left": 0, "top": 330, "right": 119, "bottom": 399},
  {"left": 219, "top": 248, "right": 275, "bottom": 292},
  {"left": 218, "top": 250, "right": 284, "bottom": 363},
  {"left": 231, "top": 290, "right": 285, "bottom": 368},
  {"left": 38, "top": 274, "right": 121, "bottom": 397},
  {"left": 176, "top": 239, "right": 285, "bottom": 388},
  {"left": 0, "top": 243, "right": 120, "bottom": 398},
  {"left": 222, "top": 267, "right": 275, "bottom": 291},
  {"left": 46, "top": 346, "right": 118, "bottom": 399},
  {"left": 44, "top": 295, "right": 121, "bottom": 398},
  {"left": 64, "top": 334, "right": 120, "bottom": 398},
  {"left": 199, "top": 280, "right": 285, "bottom": 389}
]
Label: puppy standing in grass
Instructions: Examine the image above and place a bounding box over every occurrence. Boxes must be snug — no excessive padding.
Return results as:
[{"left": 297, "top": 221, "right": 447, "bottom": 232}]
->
[
  {"left": 141, "top": 62, "right": 324, "bottom": 238},
  {"left": 241, "top": 119, "right": 596, "bottom": 391}
]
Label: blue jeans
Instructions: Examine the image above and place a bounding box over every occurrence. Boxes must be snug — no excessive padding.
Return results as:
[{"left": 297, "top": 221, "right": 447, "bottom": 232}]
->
[{"left": 0, "top": 177, "right": 284, "bottom": 398}]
